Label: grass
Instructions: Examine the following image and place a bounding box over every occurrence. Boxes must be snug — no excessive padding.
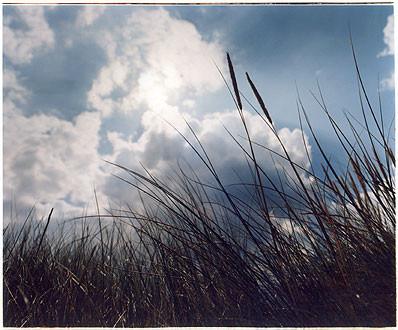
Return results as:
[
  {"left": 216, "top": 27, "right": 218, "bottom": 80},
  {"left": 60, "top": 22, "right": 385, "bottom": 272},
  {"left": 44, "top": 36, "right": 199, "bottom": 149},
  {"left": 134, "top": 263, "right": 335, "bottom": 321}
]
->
[{"left": 3, "top": 46, "right": 395, "bottom": 327}]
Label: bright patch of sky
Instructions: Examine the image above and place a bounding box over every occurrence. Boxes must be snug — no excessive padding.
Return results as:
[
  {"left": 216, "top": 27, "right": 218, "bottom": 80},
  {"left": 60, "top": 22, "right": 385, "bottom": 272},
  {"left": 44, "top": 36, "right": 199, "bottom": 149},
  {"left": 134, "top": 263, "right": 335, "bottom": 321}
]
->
[{"left": 3, "top": 5, "right": 394, "bottom": 221}]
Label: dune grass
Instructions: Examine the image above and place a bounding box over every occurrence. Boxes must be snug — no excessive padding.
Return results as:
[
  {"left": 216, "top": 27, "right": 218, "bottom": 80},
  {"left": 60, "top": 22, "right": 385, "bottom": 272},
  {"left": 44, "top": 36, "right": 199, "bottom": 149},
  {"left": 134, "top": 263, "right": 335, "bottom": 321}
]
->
[{"left": 3, "top": 48, "right": 395, "bottom": 327}]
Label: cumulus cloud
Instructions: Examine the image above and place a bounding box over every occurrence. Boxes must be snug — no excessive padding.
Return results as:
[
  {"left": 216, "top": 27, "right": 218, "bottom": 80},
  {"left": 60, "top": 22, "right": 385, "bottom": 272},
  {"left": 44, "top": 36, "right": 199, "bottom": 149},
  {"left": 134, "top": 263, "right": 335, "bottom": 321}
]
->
[
  {"left": 87, "top": 8, "right": 311, "bottom": 212},
  {"left": 104, "top": 108, "right": 311, "bottom": 209},
  {"left": 3, "top": 108, "right": 108, "bottom": 217},
  {"left": 75, "top": 6, "right": 106, "bottom": 28},
  {"left": 87, "top": 8, "right": 225, "bottom": 117},
  {"left": 3, "top": 7, "right": 228, "bottom": 219},
  {"left": 3, "top": 68, "right": 30, "bottom": 114},
  {"left": 4, "top": 6, "right": 54, "bottom": 65},
  {"left": 3, "top": 68, "right": 108, "bottom": 217},
  {"left": 378, "top": 14, "right": 394, "bottom": 58},
  {"left": 378, "top": 14, "right": 394, "bottom": 93},
  {"left": 3, "top": 7, "right": 311, "bottom": 222},
  {"left": 380, "top": 71, "right": 394, "bottom": 91}
]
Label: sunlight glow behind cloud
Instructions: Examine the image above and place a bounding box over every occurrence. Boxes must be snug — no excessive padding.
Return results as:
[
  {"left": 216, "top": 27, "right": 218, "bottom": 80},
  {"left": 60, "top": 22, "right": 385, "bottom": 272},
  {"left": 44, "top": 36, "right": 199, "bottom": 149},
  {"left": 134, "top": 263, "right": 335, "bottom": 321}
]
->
[
  {"left": 88, "top": 8, "right": 225, "bottom": 117},
  {"left": 2, "top": 5, "right": 394, "bottom": 220}
]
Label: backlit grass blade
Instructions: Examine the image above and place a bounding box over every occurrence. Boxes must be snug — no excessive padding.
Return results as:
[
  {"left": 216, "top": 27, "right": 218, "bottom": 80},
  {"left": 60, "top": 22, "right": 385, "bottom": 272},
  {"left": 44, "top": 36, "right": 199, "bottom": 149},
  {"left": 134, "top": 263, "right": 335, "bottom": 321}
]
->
[
  {"left": 227, "top": 52, "right": 242, "bottom": 110},
  {"left": 246, "top": 72, "right": 273, "bottom": 125}
]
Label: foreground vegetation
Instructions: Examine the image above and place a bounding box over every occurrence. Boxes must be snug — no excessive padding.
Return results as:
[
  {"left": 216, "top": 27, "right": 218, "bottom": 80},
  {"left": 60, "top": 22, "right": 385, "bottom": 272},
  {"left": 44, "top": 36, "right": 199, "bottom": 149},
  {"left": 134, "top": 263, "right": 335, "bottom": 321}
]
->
[{"left": 3, "top": 49, "right": 395, "bottom": 327}]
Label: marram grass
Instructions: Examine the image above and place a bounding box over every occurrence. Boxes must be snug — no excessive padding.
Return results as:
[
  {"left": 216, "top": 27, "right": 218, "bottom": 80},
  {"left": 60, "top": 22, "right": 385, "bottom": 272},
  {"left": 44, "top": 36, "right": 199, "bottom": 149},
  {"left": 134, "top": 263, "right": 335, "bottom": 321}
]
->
[{"left": 3, "top": 50, "right": 395, "bottom": 327}]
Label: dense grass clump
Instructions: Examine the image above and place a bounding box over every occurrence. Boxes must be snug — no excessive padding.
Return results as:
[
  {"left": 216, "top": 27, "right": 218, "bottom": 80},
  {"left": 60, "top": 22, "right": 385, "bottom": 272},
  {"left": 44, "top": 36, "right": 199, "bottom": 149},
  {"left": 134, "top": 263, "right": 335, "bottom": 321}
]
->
[{"left": 3, "top": 49, "right": 395, "bottom": 327}]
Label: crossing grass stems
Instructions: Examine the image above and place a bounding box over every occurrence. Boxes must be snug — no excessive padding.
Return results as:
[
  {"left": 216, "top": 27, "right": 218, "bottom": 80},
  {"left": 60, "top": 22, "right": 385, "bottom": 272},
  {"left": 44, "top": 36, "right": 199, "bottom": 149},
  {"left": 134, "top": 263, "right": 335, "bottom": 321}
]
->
[{"left": 3, "top": 45, "right": 395, "bottom": 327}]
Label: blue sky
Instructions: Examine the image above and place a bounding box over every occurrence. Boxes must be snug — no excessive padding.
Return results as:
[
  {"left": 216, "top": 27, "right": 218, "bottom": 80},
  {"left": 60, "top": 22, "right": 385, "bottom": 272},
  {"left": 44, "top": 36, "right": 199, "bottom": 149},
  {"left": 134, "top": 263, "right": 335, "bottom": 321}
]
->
[{"left": 3, "top": 5, "right": 394, "bottom": 219}]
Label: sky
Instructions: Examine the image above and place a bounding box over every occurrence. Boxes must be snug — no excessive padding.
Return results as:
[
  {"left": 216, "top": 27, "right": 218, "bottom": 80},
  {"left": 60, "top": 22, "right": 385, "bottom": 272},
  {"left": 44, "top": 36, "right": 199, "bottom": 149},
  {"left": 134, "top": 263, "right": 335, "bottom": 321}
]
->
[{"left": 3, "top": 4, "right": 395, "bottom": 221}]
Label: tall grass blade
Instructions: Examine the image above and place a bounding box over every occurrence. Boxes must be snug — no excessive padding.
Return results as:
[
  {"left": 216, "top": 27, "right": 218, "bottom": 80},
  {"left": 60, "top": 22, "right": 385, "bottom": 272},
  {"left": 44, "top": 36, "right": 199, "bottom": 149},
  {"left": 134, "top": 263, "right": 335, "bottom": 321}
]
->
[
  {"left": 246, "top": 72, "right": 273, "bottom": 125},
  {"left": 227, "top": 52, "right": 243, "bottom": 110}
]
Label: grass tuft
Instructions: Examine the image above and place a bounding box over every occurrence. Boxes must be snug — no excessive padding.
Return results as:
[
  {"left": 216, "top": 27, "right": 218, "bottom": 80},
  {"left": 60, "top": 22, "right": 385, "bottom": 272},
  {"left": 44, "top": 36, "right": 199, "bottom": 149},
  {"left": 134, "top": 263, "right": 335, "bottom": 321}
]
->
[{"left": 3, "top": 50, "right": 395, "bottom": 327}]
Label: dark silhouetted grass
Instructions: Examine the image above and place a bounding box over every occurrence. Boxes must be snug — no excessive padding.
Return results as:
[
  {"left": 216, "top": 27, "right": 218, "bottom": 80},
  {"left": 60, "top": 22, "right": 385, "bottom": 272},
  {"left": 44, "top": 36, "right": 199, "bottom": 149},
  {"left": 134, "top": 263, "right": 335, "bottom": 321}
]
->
[{"left": 3, "top": 48, "right": 395, "bottom": 327}]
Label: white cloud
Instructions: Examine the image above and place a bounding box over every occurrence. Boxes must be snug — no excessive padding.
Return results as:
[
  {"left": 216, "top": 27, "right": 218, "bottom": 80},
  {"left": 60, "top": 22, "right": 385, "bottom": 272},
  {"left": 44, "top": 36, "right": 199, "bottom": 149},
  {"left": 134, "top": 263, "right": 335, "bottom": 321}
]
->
[
  {"left": 3, "top": 76, "right": 108, "bottom": 217},
  {"left": 87, "top": 8, "right": 225, "bottom": 117},
  {"left": 3, "top": 68, "right": 30, "bottom": 114},
  {"left": 87, "top": 60, "right": 131, "bottom": 117},
  {"left": 380, "top": 71, "right": 394, "bottom": 91},
  {"left": 3, "top": 8, "right": 228, "bottom": 219},
  {"left": 3, "top": 7, "right": 312, "bottom": 222},
  {"left": 104, "top": 108, "right": 311, "bottom": 208},
  {"left": 6, "top": 112, "right": 109, "bottom": 217},
  {"left": 378, "top": 14, "right": 394, "bottom": 93},
  {"left": 3, "top": 6, "right": 54, "bottom": 65},
  {"left": 75, "top": 6, "right": 106, "bottom": 28},
  {"left": 85, "top": 8, "right": 311, "bottom": 211},
  {"left": 182, "top": 99, "right": 196, "bottom": 108},
  {"left": 378, "top": 14, "right": 394, "bottom": 58}
]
